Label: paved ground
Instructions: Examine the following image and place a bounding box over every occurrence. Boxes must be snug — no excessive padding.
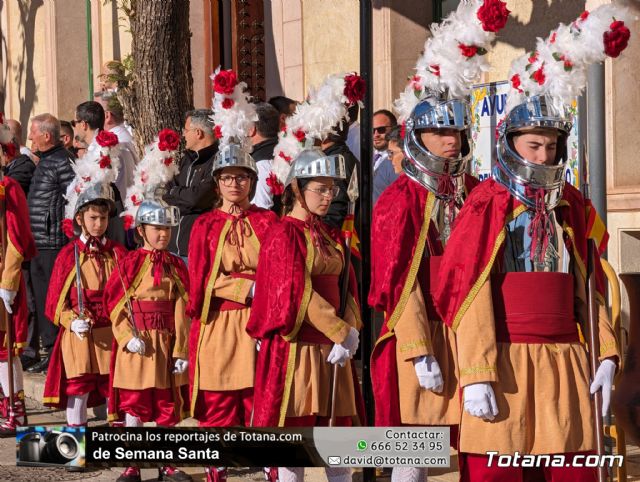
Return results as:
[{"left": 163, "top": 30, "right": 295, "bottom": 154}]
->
[{"left": 0, "top": 372, "right": 637, "bottom": 481}]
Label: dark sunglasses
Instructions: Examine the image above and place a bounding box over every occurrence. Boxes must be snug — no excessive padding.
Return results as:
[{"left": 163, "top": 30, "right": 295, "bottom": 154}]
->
[{"left": 373, "top": 126, "right": 391, "bottom": 135}]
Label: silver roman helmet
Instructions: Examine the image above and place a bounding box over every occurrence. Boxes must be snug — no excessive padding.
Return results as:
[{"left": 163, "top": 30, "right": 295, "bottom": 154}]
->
[
  {"left": 403, "top": 96, "right": 473, "bottom": 197},
  {"left": 74, "top": 182, "right": 116, "bottom": 217},
  {"left": 134, "top": 187, "right": 180, "bottom": 227},
  {"left": 494, "top": 97, "right": 572, "bottom": 212},
  {"left": 285, "top": 147, "right": 346, "bottom": 186},
  {"left": 212, "top": 143, "right": 257, "bottom": 175}
]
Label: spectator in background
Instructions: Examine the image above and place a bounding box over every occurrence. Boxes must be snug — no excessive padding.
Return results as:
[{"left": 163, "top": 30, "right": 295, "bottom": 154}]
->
[
  {"left": 346, "top": 105, "right": 361, "bottom": 161},
  {"left": 373, "top": 126, "right": 402, "bottom": 204},
  {"left": 2, "top": 137, "right": 35, "bottom": 196},
  {"left": 249, "top": 102, "right": 280, "bottom": 210},
  {"left": 163, "top": 109, "right": 218, "bottom": 263},
  {"left": 268, "top": 95, "right": 296, "bottom": 130},
  {"left": 95, "top": 91, "right": 137, "bottom": 194},
  {"left": 7, "top": 119, "right": 34, "bottom": 162},
  {"left": 372, "top": 110, "right": 398, "bottom": 201},
  {"left": 26, "top": 113, "right": 75, "bottom": 373},
  {"left": 59, "top": 120, "right": 76, "bottom": 155}
]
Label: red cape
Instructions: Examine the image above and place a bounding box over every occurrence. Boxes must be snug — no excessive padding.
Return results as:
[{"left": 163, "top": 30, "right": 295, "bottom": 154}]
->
[
  {"left": 103, "top": 248, "right": 189, "bottom": 421},
  {"left": 368, "top": 174, "right": 479, "bottom": 426},
  {"left": 186, "top": 205, "right": 278, "bottom": 414},
  {"left": 1, "top": 175, "right": 37, "bottom": 353},
  {"left": 246, "top": 216, "right": 364, "bottom": 427},
  {"left": 434, "top": 179, "right": 608, "bottom": 331},
  {"left": 42, "top": 237, "right": 127, "bottom": 409}
]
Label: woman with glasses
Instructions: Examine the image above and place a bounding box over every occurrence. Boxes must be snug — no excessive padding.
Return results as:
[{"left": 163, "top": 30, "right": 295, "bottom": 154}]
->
[
  {"left": 187, "top": 68, "right": 279, "bottom": 482},
  {"left": 247, "top": 146, "right": 363, "bottom": 482}
]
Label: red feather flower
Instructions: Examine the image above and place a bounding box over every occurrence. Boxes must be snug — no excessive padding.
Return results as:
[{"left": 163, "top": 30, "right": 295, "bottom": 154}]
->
[
  {"left": 532, "top": 65, "right": 546, "bottom": 86},
  {"left": 158, "top": 128, "right": 181, "bottom": 152},
  {"left": 459, "top": 44, "right": 479, "bottom": 58},
  {"left": 214, "top": 125, "right": 223, "bottom": 139},
  {"left": 477, "top": 0, "right": 510, "bottom": 33},
  {"left": 222, "top": 98, "right": 235, "bottom": 109},
  {"left": 62, "top": 218, "right": 75, "bottom": 238},
  {"left": 213, "top": 69, "right": 238, "bottom": 95},
  {"left": 343, "top": 73, "right": 366, "bottom": 104},
  {"left": 163, "top": 156, "right": 174, "bottom": 166},
  {"left": 123, "top": 215, "right": 134, "bottom": 231},
  {"left": 293, "top": 129, "right": 306, "bottom": 142},
  {"left": 604, "top": 20, "right": 631, "bottom": 58},
  {"left": 95, "top": 130, "right": 119, "bottom": 148},
  {"left": 99, "top": 155, "right": 112, "bottom": 168},
  {"left": 510, "top": 74, "right": 523, "bottom": 93},
  {"left": 266, "top": 172, "right": 284, "bottom": 196}
]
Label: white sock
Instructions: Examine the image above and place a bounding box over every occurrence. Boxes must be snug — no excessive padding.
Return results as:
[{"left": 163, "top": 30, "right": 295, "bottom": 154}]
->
[
  {"left": 66, "top": 393, "right": 89, "bottom": 426},
  {"left": 325, "top": 467, "right": 351, "bottom": 482},
  {"left": 391, "top": 467, "right": 427, "bottom": 482},
  {"left": 278, "top": 467, "right": 304, "bottom": 482},
  {"left": 125, "top": 413, "right": 143, "bottom": 427},
  {"left": 0, "top": 359, "right": 24, "bottom": 395}
]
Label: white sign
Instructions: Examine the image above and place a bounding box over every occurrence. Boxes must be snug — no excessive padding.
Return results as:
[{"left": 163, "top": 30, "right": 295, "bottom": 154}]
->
[{"left": 469, "top": 81, "right": 581, "bottom": 188}]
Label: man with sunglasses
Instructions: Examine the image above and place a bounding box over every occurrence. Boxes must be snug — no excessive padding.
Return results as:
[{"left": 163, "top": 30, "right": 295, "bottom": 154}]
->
[{"left": 372, "top": 110, "right": 398, "bottom": 204}]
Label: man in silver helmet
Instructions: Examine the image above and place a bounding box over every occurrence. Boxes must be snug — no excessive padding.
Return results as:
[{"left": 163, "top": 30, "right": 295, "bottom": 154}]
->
[
  {"left": 369, "top": 95, "right": 481, "bottom": 482},
  {"left": 435, "top": 91, "right": 618, "bottom": 480}
]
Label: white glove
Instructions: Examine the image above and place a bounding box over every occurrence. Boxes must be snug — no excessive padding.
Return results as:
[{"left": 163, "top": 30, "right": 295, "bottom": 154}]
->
[
  {"left": 413, "top": 355, "right": 444, "bottom": 393},
  {"left": 248, "top": 282, "right": 256, "bottom": 299},
  {"left": 590, "top": 358, "right": 617, "bottom": 417},
  {"left": 463, "top": 382, "right": 499, "bottom": 421},
  {"left": 255, "top": 339, "right": 261, "bottom": 352},
  {"left": 327, "top": 343, "right": 351, "bottom": 367},
  {"left": 341, "top": 327, "right": 360, "bottom": 355},
  {"left": 173, "top": 358, "right": 188, "bottom": 374},
  {"left": 70, "top": 318, "right": 91, "bottom": 339},
  {"left": 0, "top": 288, "right": 16, "bottom": 314},
  {"left": 126, "top": 337, "right": 145, "bottom": 356}
]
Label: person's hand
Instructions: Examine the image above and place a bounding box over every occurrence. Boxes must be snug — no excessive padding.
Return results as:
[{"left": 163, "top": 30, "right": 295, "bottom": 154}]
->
[
  {"left": 463, "top": 383, "right": 499, "bottom": 420},
  {"left": 173, "top": 359, "right": 188, "bottom": 374},
  {"left": 327, "top": 344, "right": 351, "bottom": 367},
  {"left": 0, "top": 288, "right": 17, "bottom": 314},
  {"left": 126, "top": 337, "right": 145, "bottom": 356},
  {"left": 590, "top": 358, "right": 617, "bottom": 416},
  {"left": 70, "top": 318, "right": 91, "bottom": 339},
  {"left": 413, "top": 355, "right": 444, "bottom": 393},
  {"left": 341, "top": 327, "right": 360, "bottom": 355}
]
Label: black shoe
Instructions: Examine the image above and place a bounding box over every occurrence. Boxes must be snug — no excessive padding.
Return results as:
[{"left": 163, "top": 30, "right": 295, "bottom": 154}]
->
[
  {"left": 26, "top": 353, "right": 50, "bottom": 373},
  {"left": 20, "top": 355, "right": 39, "bottom": 370},
  {"left": 158, "top": 466, "right": 194, "bottom": 481}
]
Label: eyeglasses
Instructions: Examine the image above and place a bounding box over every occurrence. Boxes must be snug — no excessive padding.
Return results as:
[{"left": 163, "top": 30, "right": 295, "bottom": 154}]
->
[
  {"left": 219, "top": 174, "right": 251, "bottom": 186},
  {"left": 373, "top": 125, "right": 391, "bottom": 135},
  {"left": 305, "top": 186, "right": 340, "bottom": 198},
  {"left": 70, "top": 119, "right": 83, "bottom": 128}
]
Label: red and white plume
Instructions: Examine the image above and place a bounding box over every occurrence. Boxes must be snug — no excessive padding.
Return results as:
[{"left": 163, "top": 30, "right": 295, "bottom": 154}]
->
[
  {"left": 63, "top": 131, "right": 122, "bottom": 228},
  {"left": 506, "top": 4, "right": 632, "bottom": 113},
  {"left": 268, "top": 72, "right": 366, "bottom": 194},
  {"left": 210, "top": 67, "right": 258, "bottom": 151},
  {"left": 394, "top": 0, "right": 510, "bottom": 122},
  {"left": 121, "top": 129, "right": 181, "bottom": 230}
]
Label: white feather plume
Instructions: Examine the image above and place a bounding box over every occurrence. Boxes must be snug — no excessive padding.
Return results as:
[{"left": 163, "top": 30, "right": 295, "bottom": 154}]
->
[
  {"left": 210, "top": 66, "right": 258, "bottom": 151},
  {"left": 506, "top": 4, "right": 632, "bottom": 114},
  {"left": 394, "top": 0, "right": 510, "bottom": 122},
  {"left": 122, "top": 132, "right": 181, "bottom": 225}
]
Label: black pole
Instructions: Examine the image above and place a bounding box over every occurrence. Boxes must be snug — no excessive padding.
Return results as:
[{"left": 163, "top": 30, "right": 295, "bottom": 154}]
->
[{"left": 359, "top": 2, "right": 375, "bottom": 482}]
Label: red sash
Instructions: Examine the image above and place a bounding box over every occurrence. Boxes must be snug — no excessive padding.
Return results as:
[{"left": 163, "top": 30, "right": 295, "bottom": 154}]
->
[
  {"left": 491, "top": 272, "right": 579, "bottom": 344},
  {"left": 131, "top": 300, "right": 175, "bottom": 332},
  {"left": 297, "top": 274, "right": 340, "bottom": 345},
  {"left": 69, "top": 288, "right": 110, "bottom": 328},
  {"left": 418, "top": 255, "right": 443, "bottom": 321}
]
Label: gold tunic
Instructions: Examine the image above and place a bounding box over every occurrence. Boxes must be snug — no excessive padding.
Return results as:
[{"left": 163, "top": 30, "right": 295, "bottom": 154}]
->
[{"left": 111, "top": 259, "right": 189, "bottom": 390}]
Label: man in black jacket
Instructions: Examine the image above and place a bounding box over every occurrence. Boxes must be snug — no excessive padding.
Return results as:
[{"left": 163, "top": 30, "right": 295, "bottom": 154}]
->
[
  {"left": 163, "top": 109, "right": 218, "bottom": 262},
  {"left": 3, "top": 142, "right": 35, "bottom": 196},
  {"left": 26, "top": 113, "right": 75, "bottom": 373}
]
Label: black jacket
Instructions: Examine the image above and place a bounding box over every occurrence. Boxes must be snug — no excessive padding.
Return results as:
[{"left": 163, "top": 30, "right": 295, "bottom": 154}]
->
[
  {"left": 163, "top": 143, "right": 218, "bottom": 256},
  {"left": 322, "top": 141, "right": 360, "bottom": 229},
  {"left": 251, "top": 138, "right": 277, "bottom": 162},
  {"left": 5, "top": 154, "right": 36, "bottom": 196},
  {"left": 27, "top": 144, "right": 76, "bottom": 250}
]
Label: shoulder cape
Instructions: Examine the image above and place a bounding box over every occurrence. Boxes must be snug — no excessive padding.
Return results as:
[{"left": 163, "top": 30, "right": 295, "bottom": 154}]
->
[
  {"left": 246, "top": 216, "right": 363, "bottom": 426},
  {"left": 434, "top": 179, "right": 608, "bottom": 332},
  {"left": 368, "top": 173, "right": 478, "bottom": 426}
]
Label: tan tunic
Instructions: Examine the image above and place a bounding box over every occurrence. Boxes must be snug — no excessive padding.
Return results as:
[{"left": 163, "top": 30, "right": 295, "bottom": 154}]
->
[
  {"left": 196, "top": 224, "right": 259, "bottom": 391},
  {"left": 285, "top": 237, "right": 361, "bottom": 419},
  {"left": 58, "top": 252, "right": 115, "bottom": 378},
  {"left": 112, "top": 261, "right": 189, "bottom": 390},
  {"left": 0, "top": 239, "right": 23, "bottom": 340},
  {"left": 456, "top": 267, "right": 619, "bottom": 454}
]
